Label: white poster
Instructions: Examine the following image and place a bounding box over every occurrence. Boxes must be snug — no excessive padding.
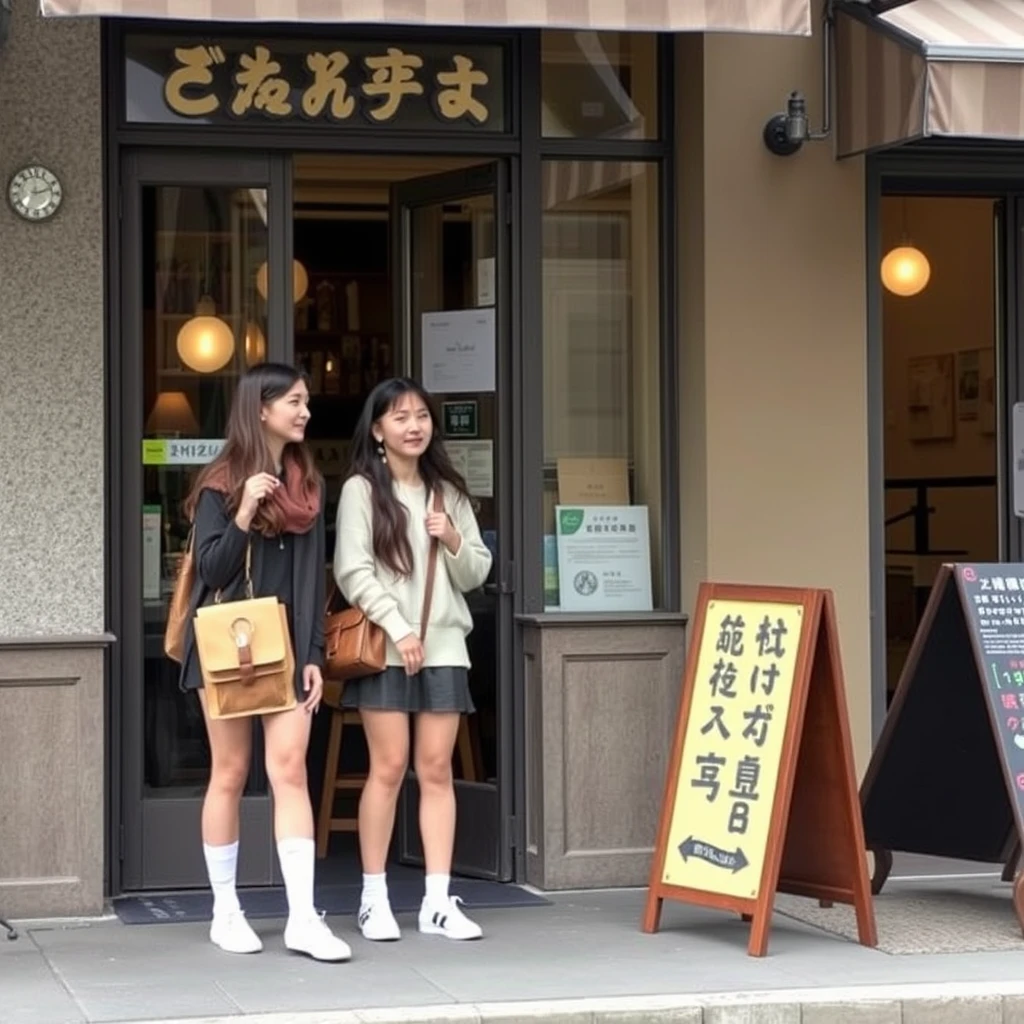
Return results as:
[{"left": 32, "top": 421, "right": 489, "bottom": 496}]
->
[
  {"left": 476, "top": 257, "right": 496, "bottom": 306},
  {"left": 447, "top": 440, "right": 493, "bottom": 498},
  {"left": 556, "top": 505, "right": 653, "bottom": 612},
  {"left": 142, "top": 505, "right": 162, "bottom": 601},
  {"left": 421, "top": 308, "right": 496, "bottom": 394}
]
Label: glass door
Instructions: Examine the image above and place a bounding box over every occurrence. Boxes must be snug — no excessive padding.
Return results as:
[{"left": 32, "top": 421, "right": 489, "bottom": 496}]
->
[
  {"left": 390, "top": 163, "right": 514, "bottom": 880},
  {"left": 119, "top": 150, "right": 291, "bottom": 890}
]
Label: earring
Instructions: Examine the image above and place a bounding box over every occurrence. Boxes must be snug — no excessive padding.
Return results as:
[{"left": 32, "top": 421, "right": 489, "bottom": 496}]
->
[{"left": 376, "top": 440, "right": 387, "bottom": 464}]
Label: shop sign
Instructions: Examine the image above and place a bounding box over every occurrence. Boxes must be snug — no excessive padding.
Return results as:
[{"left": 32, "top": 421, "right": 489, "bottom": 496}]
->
[
  {"left": 125, "top": 35, "right": 505, "bottom": 132},
  {"left": 142, "top": 438, "right": 225, "bottom": 465},
  {"left": 442, "top": 400, "right": 478, "bottom": 438},
  {"left": 660, "top": 599, "right": 801, "bottom": 899},
  {"left": 555, "top": 505, "right": 652, "bottom": 612},
  {"left": 644, "top": 585, "right": 876, "bottom": 957}
]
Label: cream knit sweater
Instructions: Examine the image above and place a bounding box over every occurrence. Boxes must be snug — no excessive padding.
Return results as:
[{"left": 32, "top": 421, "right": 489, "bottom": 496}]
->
[{"left": 334, "top": 475, "right": 493, "bottom": 668}]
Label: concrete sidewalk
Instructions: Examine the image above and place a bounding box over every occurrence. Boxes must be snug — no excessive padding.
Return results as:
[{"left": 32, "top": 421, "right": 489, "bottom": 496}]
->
[{"left": 8, "top": 882, "right": 1024, "bottom": 1024}]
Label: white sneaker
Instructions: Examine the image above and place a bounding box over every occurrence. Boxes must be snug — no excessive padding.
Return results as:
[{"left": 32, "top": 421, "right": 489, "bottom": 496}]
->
[
  {"left": 418, "top": 896, "right": 483, "bottom": 941},
  {"left": 358, "top": 901, "right": 401, "bottom": 941},
  {"left": 209, "top": 910, "right": 262, "bottom": 954},
  {"left": 284, "top": 911, "right": 352, "bottom": 962}
]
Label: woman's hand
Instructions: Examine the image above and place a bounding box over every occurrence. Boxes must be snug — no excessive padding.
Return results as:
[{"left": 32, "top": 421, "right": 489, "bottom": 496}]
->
[
  {"left": 396, "top": 634, "right": 424, "bottom": 676},
  {"left": 235, "top": 472, "right": 280, "bottom": 531},
  {"left": 302, "top": 664, "right": 324, "bottom": 713},
  {"left": 426, "top": 510, "right": 461, "bottom": 556}
]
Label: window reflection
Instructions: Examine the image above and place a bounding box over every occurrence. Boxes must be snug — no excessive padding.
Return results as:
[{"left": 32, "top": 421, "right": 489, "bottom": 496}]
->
[
  {"left": 141, "top": 185, "right": 268, "bottom": 793},
  {"left": 541, "top": 31, "right": 657, "bottom": 140},
  {"left": 541, "top": 161, "right": 662, "bottom": 610}
]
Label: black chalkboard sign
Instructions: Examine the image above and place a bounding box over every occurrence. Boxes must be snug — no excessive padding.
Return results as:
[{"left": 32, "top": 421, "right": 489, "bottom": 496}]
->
[{"left": 860, "top": 563, "right": 1024, "bottom": 933}]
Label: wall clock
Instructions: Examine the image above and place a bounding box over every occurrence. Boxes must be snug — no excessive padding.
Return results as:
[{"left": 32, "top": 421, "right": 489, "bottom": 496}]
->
[{"left": 7, "top": 165, "right": 63, "bottom": 221}]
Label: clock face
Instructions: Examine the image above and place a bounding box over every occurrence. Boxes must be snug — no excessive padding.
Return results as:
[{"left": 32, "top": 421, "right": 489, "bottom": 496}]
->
[{"left": 8, "top": 166, "right": 63, "bottom": 221}]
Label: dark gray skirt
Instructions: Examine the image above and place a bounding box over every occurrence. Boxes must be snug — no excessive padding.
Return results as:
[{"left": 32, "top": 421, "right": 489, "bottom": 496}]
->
[{"left": 340, "top": 666, "right": 475, "bottom": 714}]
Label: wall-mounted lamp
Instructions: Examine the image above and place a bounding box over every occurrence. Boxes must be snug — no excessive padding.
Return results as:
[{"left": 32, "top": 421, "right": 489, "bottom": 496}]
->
[{"left": 763, "top": 2, "right": 834, "bottom": 156}]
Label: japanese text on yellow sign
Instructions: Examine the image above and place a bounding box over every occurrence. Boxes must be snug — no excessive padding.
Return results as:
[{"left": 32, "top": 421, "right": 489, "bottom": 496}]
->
[
  {"left": 163, "top": 43, "right": 491, "bottom": 126},
  {"left": 664, "top": 600, "right": 804, "bottom": 900}
]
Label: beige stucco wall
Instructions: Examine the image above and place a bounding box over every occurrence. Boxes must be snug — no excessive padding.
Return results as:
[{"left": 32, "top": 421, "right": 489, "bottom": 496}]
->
[
  {"left": 0, "top": 6, "right": 104, "bottom": 637},
  {"left": 678, "top": 20, "right": 872, "bottom": 772}
]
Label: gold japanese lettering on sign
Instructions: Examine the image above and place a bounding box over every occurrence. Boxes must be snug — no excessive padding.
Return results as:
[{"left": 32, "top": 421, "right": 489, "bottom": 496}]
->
[
  {"left": 662, "top": 600, "right": 804, "bottom": 900},
  {"left": 162, "top": 43, "right": 492, "bottom": 126}
]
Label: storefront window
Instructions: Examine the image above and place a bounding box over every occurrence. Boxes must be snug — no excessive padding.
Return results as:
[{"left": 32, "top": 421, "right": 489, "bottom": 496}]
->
[
  {"left": 541, "top": 31, "right": 658, "bottom": 140},
  {"left": 541, "top": 160, "right": 662, "bottom": 612},
  {"left": 141, "top": 185, "right": 269, "bottom": 793}
]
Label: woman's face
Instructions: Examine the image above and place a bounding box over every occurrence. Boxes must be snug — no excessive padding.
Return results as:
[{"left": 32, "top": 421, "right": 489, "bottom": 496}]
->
[
  {"left": 261, "top": 379, "right": 311, "bottom": 445},
  {"left": 374, "top": 391, "right": 433, "bottom": 462}
]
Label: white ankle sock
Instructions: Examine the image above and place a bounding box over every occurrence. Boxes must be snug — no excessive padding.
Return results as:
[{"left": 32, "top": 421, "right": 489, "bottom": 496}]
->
[
  {"left": 425, "top": 873, "right": 450, "bottom": 906},
  {"left": 277, "top": 837, "right": 316, "bottom": 921},
  {"left": 361, "top": 872, "right": 388, "bottom": 908},
  {"left": 203, "top": 841, "right": 241, "bottom": 918}
]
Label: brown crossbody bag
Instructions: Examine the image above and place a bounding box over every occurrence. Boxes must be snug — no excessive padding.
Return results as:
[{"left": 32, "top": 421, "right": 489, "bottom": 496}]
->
[{"left": 324, "top": 488, "right": 443, "bottom": 681}]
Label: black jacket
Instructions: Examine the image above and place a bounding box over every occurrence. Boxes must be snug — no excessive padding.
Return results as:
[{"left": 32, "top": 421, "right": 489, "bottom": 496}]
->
[{"left": 178, "top": 483, "right": 326, "bottom": 692}]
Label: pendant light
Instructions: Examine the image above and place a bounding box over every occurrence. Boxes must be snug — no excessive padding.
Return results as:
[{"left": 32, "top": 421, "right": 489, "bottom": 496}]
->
[
  {"left": 244, "top": 321, "right": 267, "bottom": 366},
  {"left": 255, "top": 259, "right": 309, "bottom": 304},
  {"left": 176, "top": 227, "right": 235, "bottom": 373},
  {"left": 881, "top": 197, "right": 930, "bottom": 297},
  {"left": 177, "top": 295, "right": 235, "bottom": 373}
]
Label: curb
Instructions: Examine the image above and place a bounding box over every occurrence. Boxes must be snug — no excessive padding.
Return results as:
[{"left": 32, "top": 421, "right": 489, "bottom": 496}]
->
[{"left": 135, "top": 979, "right": 1024, "bottom": 1023}]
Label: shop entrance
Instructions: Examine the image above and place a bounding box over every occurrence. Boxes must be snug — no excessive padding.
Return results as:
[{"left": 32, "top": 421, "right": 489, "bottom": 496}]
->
[{"left": 117, "top": 150, "right": 514, "bottom": 891}]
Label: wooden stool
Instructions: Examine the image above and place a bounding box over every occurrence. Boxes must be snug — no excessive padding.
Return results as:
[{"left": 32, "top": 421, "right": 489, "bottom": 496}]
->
[{"left": 316, "top": 685, "right": 482, "bottom": 859}]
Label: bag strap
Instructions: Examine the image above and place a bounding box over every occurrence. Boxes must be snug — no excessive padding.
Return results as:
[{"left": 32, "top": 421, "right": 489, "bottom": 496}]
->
[
  {"left": 419, "top": 489, "right": 444, "bottom": 642},
  {"left": 214, "top": 538, "right": 253, "bottom": 605}
]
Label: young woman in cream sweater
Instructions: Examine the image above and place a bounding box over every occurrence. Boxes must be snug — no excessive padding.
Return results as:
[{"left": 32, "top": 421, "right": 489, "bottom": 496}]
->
[{"left": 334, "top": 378, "right": 492, "bottom": 942}]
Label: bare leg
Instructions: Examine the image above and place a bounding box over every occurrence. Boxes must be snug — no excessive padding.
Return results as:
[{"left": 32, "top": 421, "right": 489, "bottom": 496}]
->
[
  {"left": 197, "top": 692, "right": 261, "bottom": 953},
  {"left": 413, "top": 712, "right": 460, "bottom": 876},
  {"left": 358, "top": 710, "right": 410, "bottom": 873},
  {"left": 198, "top": 691, "right": 252, "bottom": 847},
  {"left": 263, "top": 704, "right": 350, "bottom": 961}
]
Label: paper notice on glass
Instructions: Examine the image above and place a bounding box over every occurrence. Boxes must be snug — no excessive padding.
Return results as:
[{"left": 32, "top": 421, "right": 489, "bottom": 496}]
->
[
  {"left": 143, "top": 504, "right": 162, "bottom": 601},
  {"left": 421, "top": 309, "right": 495, "bottom": 394},
  {"left": 556, "top": 505, "right": 653, "bottom": 612},
  {"left": 447, "top": 440, "right": 493, "bottom": 498},
  {"left": 476, "top": 257, "right": 495, "bottom": 306}
]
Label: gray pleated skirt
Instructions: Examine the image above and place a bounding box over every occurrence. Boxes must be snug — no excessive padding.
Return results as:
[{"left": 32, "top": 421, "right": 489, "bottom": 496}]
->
[{"left": 340, "top": 666, "right": 475, "bottom": 714}]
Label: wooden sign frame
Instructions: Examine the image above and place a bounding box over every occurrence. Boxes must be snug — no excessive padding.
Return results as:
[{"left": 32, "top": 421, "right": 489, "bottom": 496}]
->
[
  {"left": 863, "top": 564, "right": 1024, "bottom": 933},
  {"left": 643, "top": 583, "right": 877, "bottom": 957}
]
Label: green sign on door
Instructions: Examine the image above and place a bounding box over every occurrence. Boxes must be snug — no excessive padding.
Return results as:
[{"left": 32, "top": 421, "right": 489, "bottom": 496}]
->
[{"left": 443, "top": 400, "right": 478, "bottom": 438}]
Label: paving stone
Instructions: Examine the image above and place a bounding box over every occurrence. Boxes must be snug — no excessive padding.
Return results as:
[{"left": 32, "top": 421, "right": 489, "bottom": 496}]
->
[
  {"left": 477, "top": 1001, "right": 590, "bottom": 1024},
  {"left": 901, "top": 995, "right": 1003, "bottom": 1024},
  {"left": 801, "top": 1001, "right": 902, "bottom": 1024},
  {"left": 356, "top": 1007, "right": 481, "bottom": 1024},
  {"left": 593, "top": 1007, "right": 702, "bottom": 1024},
  {"left": 702, "top": 1005, "right": 801, "bottom": 1024},
  {"left": 1002, "top": 994, "right": 1024, "bottom": 1024}
]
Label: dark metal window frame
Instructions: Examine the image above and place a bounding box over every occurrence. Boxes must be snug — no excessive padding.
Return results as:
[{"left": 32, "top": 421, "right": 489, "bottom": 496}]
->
[
  {"left": 868, "top": 142, "right": 1024, "bottom": 744},
  {"left": 102, "top": 23, "right": 678, "bottom": 893}
]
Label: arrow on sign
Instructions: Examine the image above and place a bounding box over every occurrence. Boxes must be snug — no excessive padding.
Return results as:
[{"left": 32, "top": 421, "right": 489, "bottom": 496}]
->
[{"left": 679, "top": 836, "right": 749, "bottom": 874}]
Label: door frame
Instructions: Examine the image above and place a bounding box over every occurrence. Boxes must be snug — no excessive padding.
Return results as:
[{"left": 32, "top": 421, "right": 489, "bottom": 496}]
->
[
  {"left": 867, "top": 147, "right": 1024, "bottom": 744},
  {"left": 115, "top": 148, "right": 294, "bottom": 890},
  {"left": 389, "top": 160, "right": 516, "bottom": 881}
]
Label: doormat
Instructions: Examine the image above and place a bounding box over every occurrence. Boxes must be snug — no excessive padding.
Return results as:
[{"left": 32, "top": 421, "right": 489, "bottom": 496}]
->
[
  {"left": 113, "top": 879, "right": 550, "bottom": 926},
  {"left": 774, "top": 884, "right": 1024, "bottom": 954}
]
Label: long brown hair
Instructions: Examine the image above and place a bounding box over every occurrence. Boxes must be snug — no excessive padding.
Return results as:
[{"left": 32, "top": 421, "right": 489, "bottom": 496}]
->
[
  {"left": 349, "top": 377, "right": 470, "bottom": 578},
  {"left": 185, "top": 362, "right": 320, "bottom": 536}
]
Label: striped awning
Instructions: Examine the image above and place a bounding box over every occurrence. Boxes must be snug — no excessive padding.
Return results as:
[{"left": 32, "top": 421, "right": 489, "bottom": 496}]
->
[
  {"left": 39, "top": 0, "right": 810, "bottom": 34},
  {"left": 837, "top": 0, "right": 1024, "bottom": 158}
]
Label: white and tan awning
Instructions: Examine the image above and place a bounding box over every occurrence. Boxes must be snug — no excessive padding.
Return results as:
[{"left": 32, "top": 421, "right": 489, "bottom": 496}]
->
[
  {"left": 837, "top": 0, "right": 1024, "bottom": 158},
  {"left": 39, "top": 0, "right": 810, "bottom": 35}
]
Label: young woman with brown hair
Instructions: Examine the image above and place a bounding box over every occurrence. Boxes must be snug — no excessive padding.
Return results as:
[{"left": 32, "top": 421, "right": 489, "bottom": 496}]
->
[
  {"left": 179, "top": 362, "right": 350, "bottom": 962},
  {"left": 334, "top": 377, "right": 492, "bottom": 943}
]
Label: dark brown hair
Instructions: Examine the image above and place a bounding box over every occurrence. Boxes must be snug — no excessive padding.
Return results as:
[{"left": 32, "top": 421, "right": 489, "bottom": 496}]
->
[
  {"left": 185, "top": 362, "right": 320, "bottom": 536},
  {"left": 349, "top": 377, "right": 470, "bottom": 577}
]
